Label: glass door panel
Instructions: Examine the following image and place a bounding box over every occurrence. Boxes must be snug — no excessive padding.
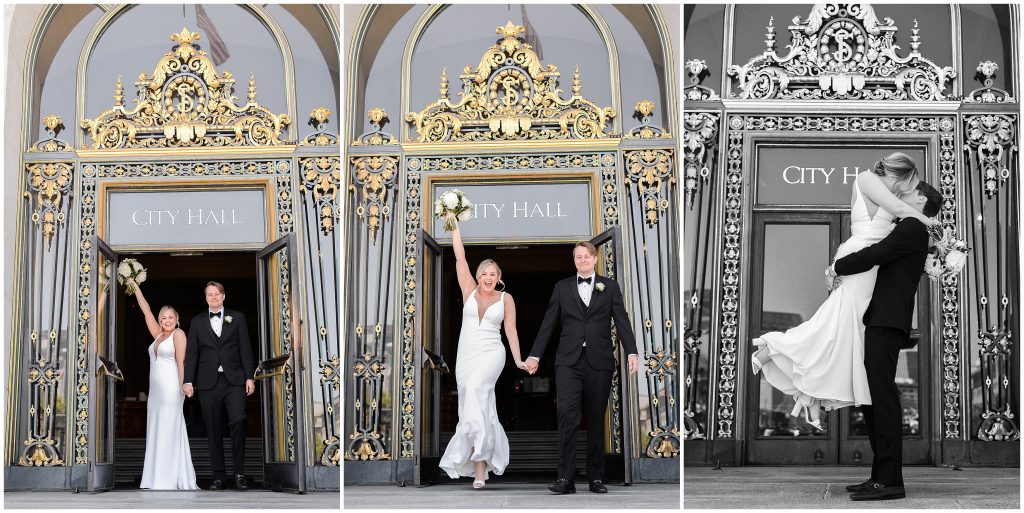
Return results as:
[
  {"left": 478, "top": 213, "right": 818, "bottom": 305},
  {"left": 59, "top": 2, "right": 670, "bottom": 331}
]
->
[{"left": 746, "top": 214, "right": 841, "bottom": 464}]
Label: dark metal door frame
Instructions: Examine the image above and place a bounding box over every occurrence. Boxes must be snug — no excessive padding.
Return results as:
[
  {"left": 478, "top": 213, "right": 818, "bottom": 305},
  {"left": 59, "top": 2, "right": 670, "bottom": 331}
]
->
[
  {"left": 746, "top": 212, "right": 932, "bottom": 465},
  {"left": 257, "top": 234, "right": 308, "bottom": 492},
  {"left": 413, "top": 230, "right": 444, "bottom": 485},
  {"left": 88, "top": 237, "right": 119, "bottom": 491}
]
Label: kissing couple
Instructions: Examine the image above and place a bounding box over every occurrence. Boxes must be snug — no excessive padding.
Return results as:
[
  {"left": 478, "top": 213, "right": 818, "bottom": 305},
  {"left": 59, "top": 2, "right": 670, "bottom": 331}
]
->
[{"left": 752, "top": 152, "right": 943, "bottom": 501}]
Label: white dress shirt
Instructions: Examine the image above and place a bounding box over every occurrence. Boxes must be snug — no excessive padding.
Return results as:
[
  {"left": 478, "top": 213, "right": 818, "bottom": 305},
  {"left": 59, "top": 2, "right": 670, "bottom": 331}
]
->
[{"left": 210, "top": 308, "right": 224, "bottom": 372}]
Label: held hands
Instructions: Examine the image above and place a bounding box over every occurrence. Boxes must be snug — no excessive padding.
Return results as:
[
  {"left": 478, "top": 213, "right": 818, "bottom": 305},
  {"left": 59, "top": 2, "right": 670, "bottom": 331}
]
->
[
  {"left": 523, "top": 358, "right": 539, "bottom": 375},
  {"left": 246, "top": 379, "right": 255, "bottom": 396},
  {"left": 824, "top": 265, "right": 842, "bottom": 292},
  {"left": 181, "top": 383, "right": 194, "bottom": 398}
]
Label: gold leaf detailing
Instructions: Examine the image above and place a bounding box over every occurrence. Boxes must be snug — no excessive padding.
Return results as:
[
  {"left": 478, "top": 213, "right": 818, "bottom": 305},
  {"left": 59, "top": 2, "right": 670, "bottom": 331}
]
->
[
  {"left": 26, "top": 162, "right": 73, "bottom": 247},
  {"left": 301, "top": 156, "right": 341, "bottom": 234},
  {"left": 406, "top": 22, "right": 615, "bottom": 142},
  {"left": 81, "top": 28, "right": 291, "bottom": 149}
]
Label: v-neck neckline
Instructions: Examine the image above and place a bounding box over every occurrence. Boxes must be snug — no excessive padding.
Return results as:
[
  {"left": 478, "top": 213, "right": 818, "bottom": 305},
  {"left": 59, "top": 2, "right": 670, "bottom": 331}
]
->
[{"left": 473, "top": 289, "right": 502, "bottom": 325}]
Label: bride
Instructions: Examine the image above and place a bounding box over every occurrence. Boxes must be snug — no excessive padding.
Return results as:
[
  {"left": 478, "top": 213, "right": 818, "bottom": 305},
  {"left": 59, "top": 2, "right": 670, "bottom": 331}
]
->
[
  {"left": 438, "top": 214, "right": 528, "bottom": 489},
  {"left": 752, "top": 152, "right": 939, "bottom": 429},
  {"left": 130, "top": 280, "right": 198, "bottom": 490}
]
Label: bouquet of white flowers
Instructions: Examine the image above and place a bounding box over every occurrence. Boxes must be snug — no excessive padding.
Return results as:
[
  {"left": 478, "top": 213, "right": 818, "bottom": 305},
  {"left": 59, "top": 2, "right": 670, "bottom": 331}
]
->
[
  {"left": 116, "top": 258, "right": 147, "bottom": 294},
  {"left": 434, "top": 189, "right": 473, "bottom": 231},
  {"left": 925, "top": 225, "right": 969, "bottom": 281}
]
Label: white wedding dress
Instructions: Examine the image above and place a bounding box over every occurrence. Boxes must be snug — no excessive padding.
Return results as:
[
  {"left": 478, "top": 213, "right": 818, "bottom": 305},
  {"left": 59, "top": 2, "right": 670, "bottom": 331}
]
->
[
  {"left": 439, "top": 288, "right": 510, "bottom": 480},
  {"left": 755, "top": 177, "right": 894, "bottom": 420},
  {"left": 140, "top": 329, "right": 198, "bottom": 490}
]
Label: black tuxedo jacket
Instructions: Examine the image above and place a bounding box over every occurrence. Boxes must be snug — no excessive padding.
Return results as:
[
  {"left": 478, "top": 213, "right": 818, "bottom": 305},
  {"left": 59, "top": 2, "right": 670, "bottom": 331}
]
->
[
  {"left": 184, "top": 308, "right": 256, "bottom": 390},
  {"left": 834, "top": 217, "right": 929, "bottom": 334},
  {"left": 529, "top": 275, "right": 638, "bottom": 370}
]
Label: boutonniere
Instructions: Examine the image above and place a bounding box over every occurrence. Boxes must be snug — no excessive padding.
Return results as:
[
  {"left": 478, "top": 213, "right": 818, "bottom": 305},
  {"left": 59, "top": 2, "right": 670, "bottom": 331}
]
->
[
  {"left": 595, "top": 282, "right": 605, "bottom": 293},
  {"left": 224, "top": 315, "right": 233, "bottom": 324}
]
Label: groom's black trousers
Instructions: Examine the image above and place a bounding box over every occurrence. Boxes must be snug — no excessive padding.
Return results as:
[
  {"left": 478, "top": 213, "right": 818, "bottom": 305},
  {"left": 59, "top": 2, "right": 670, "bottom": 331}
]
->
[
  {"left": 198, "top": 373, "right": 247, "bottom": 481},
  {"left": 862, "top": 326, "right": 905, "bottom": 487},
  {"left": 554, "top": 347, "right": 614, "bottom": 482}
]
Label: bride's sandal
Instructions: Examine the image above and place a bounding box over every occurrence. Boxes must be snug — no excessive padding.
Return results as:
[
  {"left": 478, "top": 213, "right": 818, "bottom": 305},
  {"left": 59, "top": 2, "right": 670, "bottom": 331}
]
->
[
  {"left": 473, "top": 479, "right": 486, "bottom": 489},
  {"left": 805, "top": 399, "right": 824, "bottom": 431},
  {"left": 751, "top": 344, "right": 769, "bottom": 375}
]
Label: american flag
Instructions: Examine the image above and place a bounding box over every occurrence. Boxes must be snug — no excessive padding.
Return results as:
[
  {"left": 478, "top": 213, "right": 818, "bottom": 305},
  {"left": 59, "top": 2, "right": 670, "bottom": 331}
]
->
[
  {"left": 521, "top": 4, "right": 543, "bottom": 60},
  {"left": 196, "top": 5, "right": 230, "bottom": 66}
]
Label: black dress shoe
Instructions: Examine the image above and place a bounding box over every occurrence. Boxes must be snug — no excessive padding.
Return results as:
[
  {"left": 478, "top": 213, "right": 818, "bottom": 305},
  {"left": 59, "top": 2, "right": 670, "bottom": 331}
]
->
[
  {"left": 235, "top": 475, "right": 249, "bottom": 490},
  {"left": 850, "top": 483, "right": 905, "bottom": 501},
  {"left": 845, "top": 479, "right": 875, "bottom": 492},
  {"left": 588, "top": 480, "right": 608, "bottom": 493},
  {"left": 548, "top": 479, "right": 576, "bottom": 494},
  {"left": 209, "top": 479, "right": 225, "bottom": 491}
]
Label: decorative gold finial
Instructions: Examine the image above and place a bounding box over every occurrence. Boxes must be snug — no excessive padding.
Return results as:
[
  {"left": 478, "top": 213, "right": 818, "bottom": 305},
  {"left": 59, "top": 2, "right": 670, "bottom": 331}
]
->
[
  {"left": 171, "top": 27, "right": 200, "bottom": 45},
  {"left": 310, "top": 107, "right": 331, "bottom": 124},
  {"left": 572, "top": 66, "right": 581, "bottom": 96},
  {"left": 248, "top": 73, "right": 257, "bottom": 102},
  {"left": 42, "top": 114, "right": 63, "bottom": 133},
  {"left": 497, "top": 21, "right": 524, "bottom": 39},
  {"left": 439, "top": 67, "right": 449, "bottom": 99},
  {"left": 367, "top": 108, "right": 388, "bottom": 127},
  {"left": 113, "top": 75, "right": 123, "bottom": 107},
  {"left": 635, "top": 100, "right": 656, "bottom": 117}
]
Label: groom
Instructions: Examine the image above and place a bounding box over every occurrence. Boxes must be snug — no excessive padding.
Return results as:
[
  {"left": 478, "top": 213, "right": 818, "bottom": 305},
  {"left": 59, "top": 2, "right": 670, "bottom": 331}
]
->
[
  {"left": 525, "top": 241, "right": 639, "bottom": 494},
  {"left": 183, "top": 281, "right": 256, "bottom": 491},
  {"left": 828, "top": 181, "right": 942, "bottom": 501}
]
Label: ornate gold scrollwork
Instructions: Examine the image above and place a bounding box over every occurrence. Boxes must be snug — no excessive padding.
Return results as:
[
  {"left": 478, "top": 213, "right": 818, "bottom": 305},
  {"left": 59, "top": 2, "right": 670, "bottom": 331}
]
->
[
  {"left": 406, "top": 21, "right": 615, "bottom": 142},
  {"left": 729, "top": 5, "right": 956, "bottom": 100},
  {"left": 352, "top": 108, "right": 397, "bottom": 146},
  {"left": 28, "top": 115, "right": 72, "bottom": 152},
  {"left": 26, "top": 162, "right": 73, "bottom": 248},
  {"left": 18, "top": 437, "right": 64, "bottom": 467},
  {"left": 350, "top": 155, "right": 398, "bottom": 243},
  {"left": 624, "top": 149, "right": 674, "bottom": 226},
  {"left": 301, "top": 107, "right": 339, "bottom": 146},
  {"left": 645, "top": 427, "right": 680, "bottom": 458},
  {"left": 626, "top": 100, "right": 671, "bottom": 139},
  {"left": 81, "top": 28, "right": 291, "bottom": 149},
  {"left": 301, "top": 156, "right": 341, "bottom": 234}
]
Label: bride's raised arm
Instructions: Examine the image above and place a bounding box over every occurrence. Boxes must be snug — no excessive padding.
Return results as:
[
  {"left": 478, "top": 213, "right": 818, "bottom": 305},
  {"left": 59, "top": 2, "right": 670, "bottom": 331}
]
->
[
  {"left": 449, "top": 214, "right": 477, "bottom": 301},
  {"left": 858, "top": 172, "right": 939, "bottom": 227},
  {"left": 130, "top": 279, "right": 160, "bottom": 339}
]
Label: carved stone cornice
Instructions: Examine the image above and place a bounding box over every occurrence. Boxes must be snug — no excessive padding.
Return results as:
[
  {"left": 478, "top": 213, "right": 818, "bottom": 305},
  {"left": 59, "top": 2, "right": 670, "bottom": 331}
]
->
[
  {"left": 406, "top": 21, "right": 615, "bottom": 142},
  {"left": 728, "top": 4, "right": 955, "bottom": 101},
  {"left": 81, "top": 28, "right": 292, "bottom": 149}
]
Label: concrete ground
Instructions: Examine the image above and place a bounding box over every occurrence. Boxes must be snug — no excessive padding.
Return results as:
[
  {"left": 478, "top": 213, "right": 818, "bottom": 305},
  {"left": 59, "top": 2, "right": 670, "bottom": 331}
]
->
[
  {"left": 3, "top": 489, "right": 340, "bottom": 509},
  {"left": 344, "top": 481, "right": 680, "bottom": 509},
  {"left": 684, "top": 466, "right": 1019, "bottom": 509}
]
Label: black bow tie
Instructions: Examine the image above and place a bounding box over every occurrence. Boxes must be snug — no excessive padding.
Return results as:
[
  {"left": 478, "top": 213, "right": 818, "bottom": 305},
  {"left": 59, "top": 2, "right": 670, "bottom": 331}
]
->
[
  {"left": 577, "top": 276, "right": 593, "bottom": 285},
  {"left": 210, "top": 311, "right": 222, "bottom": 318}
]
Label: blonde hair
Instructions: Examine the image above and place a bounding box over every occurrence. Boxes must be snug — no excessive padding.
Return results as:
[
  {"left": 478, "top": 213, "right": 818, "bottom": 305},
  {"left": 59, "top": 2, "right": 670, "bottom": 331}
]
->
[
  {"left": 574, "top": 241, "right": 598, "bottom": 257},
  {"left": 158, "top": 306, "right": 180, "bottom": 328},
  {"left": 476, "top": 259, "right": 505, "bottom": 289},
  {"left": 873, "top": 152, "right": 919, "bottom": 197}
]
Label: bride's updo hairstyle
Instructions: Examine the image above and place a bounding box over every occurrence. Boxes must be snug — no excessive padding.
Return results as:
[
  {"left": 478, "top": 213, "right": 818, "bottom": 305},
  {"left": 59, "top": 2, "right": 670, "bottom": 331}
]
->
[
  {"left": 476, "top": 259, "right": 505, "bottom": 291},
  {"left": 872, "top": 152, "right": 919, "bottom": 197},
  {"left": 158, "top": 305, "right": 180, "bottom": 328}
]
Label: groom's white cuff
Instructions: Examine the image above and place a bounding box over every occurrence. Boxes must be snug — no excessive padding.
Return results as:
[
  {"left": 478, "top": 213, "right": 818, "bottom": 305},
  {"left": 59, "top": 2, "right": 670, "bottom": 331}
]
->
[{"left": 527, "top": 356, "right": 540, "bottom": 362}]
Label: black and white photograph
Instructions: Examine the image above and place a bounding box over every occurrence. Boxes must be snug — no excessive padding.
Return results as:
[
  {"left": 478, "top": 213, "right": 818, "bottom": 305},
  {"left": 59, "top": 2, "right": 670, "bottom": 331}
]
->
[{"left": 683, "top": 2, "right": 1019, "bottom": 508}]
